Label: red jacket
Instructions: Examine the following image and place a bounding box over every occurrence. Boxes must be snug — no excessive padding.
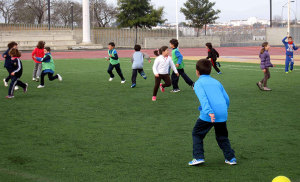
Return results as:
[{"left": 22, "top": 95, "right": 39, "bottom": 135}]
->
[{"left": 32, "top": 48, "right": 44, "bottom": 63}]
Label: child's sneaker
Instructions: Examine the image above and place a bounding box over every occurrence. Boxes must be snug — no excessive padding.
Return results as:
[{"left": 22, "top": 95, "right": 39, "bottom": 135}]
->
[
  {"left": 35, "top": 77, "right": 39, "bottom": 82},
  {"left": 109, "top": 77, "right": 114, "bottom": 81},
  {"left": 159, "top": 83, "right": 165, "bottom": 92},
  {"left": 121, "top": 80, "right": 126, "bottom": 84},
  {"left": 3, "top": 79, "right": 8, "bottom": 87},
  {"left": 32, "top": 77, "right": 36, "bottom": 81},
  {"left": 131, "top": 84, "right": 136, "bottom": 88},
  {"left": 225, "top": 158, "right": 237, "bottom": 165},
  {"left": 188, "top": 159, "right": 205, "bottom": 166},
  {"left": 256, "top": 82, "right": 262, "bottom": 90},
  {"left": 14, "top": 86, "right": 19, "bottom": 90},
  {"left": 5, "top": 95, "right": 14, "bottom": 99},
  {"left": 170, "top": 89, "right": 180, "bottom": 93},
  {"left": 57, "top": 74, "right": 62, "bottom": 81},
  {"left": 142, "top": 74, "right": 147, "bottom": 79},
  {"left": 152, "top": 96, "right": 156, "bottom": 101},
  {"left": 285, "top": 72, "right": 289, "bottom": 74},
  {"left": 217, "top": 72, "right": 222, "bottom": 74},
  {"left": 37, "top": 85, "right": 45, "bottom": 88},
  {"left": 263, "top": 87, "right": 272, "bottom": 91},
  {"left": 23, "top": 83, "right": 28, "bottom": 93},
  {"left": 289, "top": 70, "right": 292, "bottom": 73}
]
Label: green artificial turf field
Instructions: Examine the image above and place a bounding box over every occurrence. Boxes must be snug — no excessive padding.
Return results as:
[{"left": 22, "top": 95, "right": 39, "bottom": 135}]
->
[{"left": 0, "top": 58, "right": 300, "bottom": 182}]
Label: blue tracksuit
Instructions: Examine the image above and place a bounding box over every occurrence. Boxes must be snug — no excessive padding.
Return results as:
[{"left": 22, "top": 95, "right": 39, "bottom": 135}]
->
[
  {"left": 194, "top": 75, "right": 229, "bottom": 123},
  {"left": 282, "top": 37, "right": 298, "bottom": 72}
]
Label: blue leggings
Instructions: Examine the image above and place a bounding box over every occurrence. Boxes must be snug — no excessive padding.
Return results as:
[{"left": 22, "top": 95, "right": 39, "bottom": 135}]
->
[{"left": 285, "top": 56, "right": 294, "bottom": 72}]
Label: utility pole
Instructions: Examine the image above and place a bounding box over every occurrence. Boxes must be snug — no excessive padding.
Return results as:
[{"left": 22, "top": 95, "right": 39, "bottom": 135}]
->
[
  {"left": 288, "top": 0, "right": 290, "bottom": 35},
  {"left": 270, "top": 0, "right": 272, "bottom": 27},
  {"left": 48, "top": 0, "right": 50, "bottom": 30},
  {"left": 71, "top": 2, "right": 74, "bottom": 30}
]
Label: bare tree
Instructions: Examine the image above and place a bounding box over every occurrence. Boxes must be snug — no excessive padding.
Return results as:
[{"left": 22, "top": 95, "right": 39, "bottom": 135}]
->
[
  {"left": 0, "top": 0, "right": 15, "bottom": 23},
  {"left": 52, "top": 0, "right": 82, "bottom": 27},
  {"left": 91, "top": 0, "right": 117, "bottom": 27},
  {"left": 24, "top": 0, "right": 47, "bottom": 24}
]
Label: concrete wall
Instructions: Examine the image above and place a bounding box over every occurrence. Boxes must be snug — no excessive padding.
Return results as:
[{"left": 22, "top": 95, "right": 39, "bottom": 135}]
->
[
  {"left": 266, "top": 28, "right": 287, "bottom": 46},
  {"left": 144, "top": 36, "right": 221, "bottom": 49}
]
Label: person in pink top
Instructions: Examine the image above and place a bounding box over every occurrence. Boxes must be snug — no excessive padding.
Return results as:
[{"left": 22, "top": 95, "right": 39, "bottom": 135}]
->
[{"left": 32, "top": 41, "right": 45, "bottom": 82}]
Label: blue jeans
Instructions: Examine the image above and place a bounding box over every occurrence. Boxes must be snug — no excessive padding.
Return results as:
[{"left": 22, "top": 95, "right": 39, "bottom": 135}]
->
[
  {"left": 192, "top": 119, "right": 235, "bottom": 160},
  {"left": 285, "top": 56, "right": 294, "bottom": 72}
]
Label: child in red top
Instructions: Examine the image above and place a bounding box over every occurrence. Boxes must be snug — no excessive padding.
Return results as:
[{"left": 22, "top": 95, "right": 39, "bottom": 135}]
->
[{"left": 32, "top": 41, "right": 45, "bottom": 82}]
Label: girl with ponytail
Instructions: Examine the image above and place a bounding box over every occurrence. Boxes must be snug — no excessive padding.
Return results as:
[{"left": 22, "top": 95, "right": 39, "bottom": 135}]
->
[{"left": 257, "top": 42, "right": 274, "bottom": 91}]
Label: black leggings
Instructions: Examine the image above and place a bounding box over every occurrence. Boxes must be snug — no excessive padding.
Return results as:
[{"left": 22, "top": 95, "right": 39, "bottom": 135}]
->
[
  {"left": 211, "top": 59, "right": 220, "bottom": 73},
  {"left": 261, "top": 68, "right": 270, "bottom": 87},
  {"left": 153, "top": 74, "right": 171, "bottom": 96},
  {"left": 41, "top": 72, "right": 58, "bottom": 86},
  {"left": 5, "top": 68, "right": 12, "bottom": 82}
]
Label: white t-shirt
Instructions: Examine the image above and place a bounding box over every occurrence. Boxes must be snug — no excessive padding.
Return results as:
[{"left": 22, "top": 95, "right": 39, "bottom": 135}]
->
[{"left": 152, "top": 55, "right": 178, "bottom": 75}]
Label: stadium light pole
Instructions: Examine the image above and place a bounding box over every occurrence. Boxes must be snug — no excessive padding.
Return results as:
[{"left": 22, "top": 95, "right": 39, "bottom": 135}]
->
[
  {"left": 288, "top": 0, "right": 291, "bottom": 35},
  {"left": 82, "top": 0, "right": 91, "bottom": 44},
  {"left": 71, "top": 2, "right": 74, "bottom": 30},
  {"left": 176, "top": 0, "right": 179, "bottom": 40}
]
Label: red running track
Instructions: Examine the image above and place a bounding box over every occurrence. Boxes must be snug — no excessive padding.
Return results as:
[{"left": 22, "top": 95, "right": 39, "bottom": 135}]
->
[{"left": 1, "top": 47, "right": 287, "bottom": 61}]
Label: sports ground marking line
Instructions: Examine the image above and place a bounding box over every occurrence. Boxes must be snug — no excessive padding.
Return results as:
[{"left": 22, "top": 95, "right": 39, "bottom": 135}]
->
[{"left": 0, "top": 167, "right": 53, "bottom": 182}]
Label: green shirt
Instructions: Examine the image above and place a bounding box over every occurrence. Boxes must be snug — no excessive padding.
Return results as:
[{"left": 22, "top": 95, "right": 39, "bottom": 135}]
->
[
  {"left": 172, "top": 48, "right": 184, "bottom": 69},
  {"left": 108, "top": 49, "right": 120, "bottom": 65},
  {"left": 42, "top": 54, "right": 55, "bottom": 72}
]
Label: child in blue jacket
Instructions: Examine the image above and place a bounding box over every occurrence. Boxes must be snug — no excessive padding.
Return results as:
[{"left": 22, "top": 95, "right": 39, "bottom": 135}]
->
[
  {"left": 188, "top": 59, "right": 236, "bottom": 166},
  {"left": 282, "top": 36, "right": 298, "bottom": 73}
]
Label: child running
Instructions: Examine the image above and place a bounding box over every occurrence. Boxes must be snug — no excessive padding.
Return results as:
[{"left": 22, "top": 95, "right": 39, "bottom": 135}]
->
[
  {"left": 189, "top": 59, "right": 236, "bottom": 166},
  {"left": 32, "top": 41, "right": 45, "bottom": 82},
  {"left": 6, "top": 48, "right": 28, "bottom": 99},
  {"left": 2, "top": 41, "right": 19, "bottom": 90},
  {"left": 106, "top": 42, "right": 126, "bottom": 83},
  {"left": 34, "top": 47, "right": 62, "bottom": 88},
  {"left": 130, "top": 44, "right": 151, "bottom": 88},
  {"left": 257, "top": 42, "right": 273, "bottom": 91},
  {"left": 206, "top": 43, "right": 222, "bottom": 74},
  {"left": 169, "top": 39, "right": 194, "bottom": 92},
  {"left": 152, "top": 46, "right": 179, "bottom": 101},
  {"left": 282, "top": 36, "right": 298, "bottom": 73}
]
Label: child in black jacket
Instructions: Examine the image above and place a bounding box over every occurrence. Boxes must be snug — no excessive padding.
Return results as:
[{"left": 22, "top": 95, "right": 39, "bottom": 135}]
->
[
  {"left": 6, "top": 48, "right": 28, "bottom": 99},
  {"left": 2, "top": 42, "right": 18, "bottom": 88},
  {"left": 206, "top": 43, "right": 221, "bottom": 74}
]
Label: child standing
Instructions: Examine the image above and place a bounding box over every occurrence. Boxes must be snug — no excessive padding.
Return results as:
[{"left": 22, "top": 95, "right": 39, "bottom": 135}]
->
[
  {"left": 282, "top": 36, "right": 298, "bottom": 73},
  {"left": 152, "top": 46, "right": 179, "bottom": 101},
  {"left": 35, "top": 47, "right": 62, "bottom": 88},
  {"left": 169, "top": 39, "right": 194, "bottom": 92},
  {"left": 257, "top": 42, "right": 273, "bottom": 91},
  {"left": 6, "top": 48, "right": 28, "bottom": 99},
  {"left": 106, "top": 42, "right": 126, "bottom": 83},
  {"left": 206, "top": 43, "right": 221, "bottom": 74},
  {"left": 2, "top": 42, "right": 18, "bottom": 90},
  {"left": 131, "top": 44, "right": 151, "bottom": 88},
  {"left": 32, "top": 41, "right": 45, "bottom": 81},
  {"left": 189, "top": 59, "right": 236, "bottom": 166}
]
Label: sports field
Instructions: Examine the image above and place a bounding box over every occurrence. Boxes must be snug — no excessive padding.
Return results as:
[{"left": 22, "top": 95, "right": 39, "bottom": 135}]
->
[{"left": 1, "top": 56, "right": 300, "bottom": 182}]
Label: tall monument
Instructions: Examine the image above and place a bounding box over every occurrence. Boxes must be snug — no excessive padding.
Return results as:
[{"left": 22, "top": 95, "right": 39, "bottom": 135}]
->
[{"left": 82, "top": 0, "right": 91, "bottom": 44}]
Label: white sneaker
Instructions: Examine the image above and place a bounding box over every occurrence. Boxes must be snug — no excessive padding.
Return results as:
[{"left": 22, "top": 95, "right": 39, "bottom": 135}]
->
[
  {"left": 32, "top": 77, "right": 36, "bottom": 81},
  {"left": 14, "top": 86, "right": 19, "bottom": 90},
  {"left": 109, "top": 77, "right": 114, "bottom": 82},
  {"left": 35, "top": 77, "right": 39, "bottom": 82},
  {"left": 57, "top": 74, "right": 62, "bottom": 81},
  {"left": 3, "top": 79, "right": 8, "bottom": 87},
  {"left": 37, "top": 85, "right": 45, "bottom": 88},
  {"left": 121, "top": 80, "right": 126, "bottom": 84}
]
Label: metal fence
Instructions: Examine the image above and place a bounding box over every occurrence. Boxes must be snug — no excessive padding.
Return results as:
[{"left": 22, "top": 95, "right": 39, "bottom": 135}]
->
[
  {"left": 93, "top": 28, "right": 176, "bottom": 47},
  {"left": 0, "top": 23, "right": 76, "bottom": 31}
]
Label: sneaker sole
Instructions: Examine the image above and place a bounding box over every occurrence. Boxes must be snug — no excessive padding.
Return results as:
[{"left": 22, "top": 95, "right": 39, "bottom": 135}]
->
[
  {"left": 189, "top": 161, "right": 205, "bottom": 166},
  {"left": 256, "top": 83, "right": 262, "bottom": 90},
  {"left": 225, "top": 161, "right": 237, "bottom": 165}
]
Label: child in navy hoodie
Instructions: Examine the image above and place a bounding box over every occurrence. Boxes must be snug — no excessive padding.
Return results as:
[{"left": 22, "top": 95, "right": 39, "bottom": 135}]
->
[
  {"left": 2, "top": 42, "right": 18, "bottom": 89},
  {"left": 6, "top": 48, "right": 28, "bottom": 99},
  {"left": 282, "top": 36, "right": 298, "bottom": 73},
  {"left": 188, "top": 59, "right": 236, "bottom": 166}
]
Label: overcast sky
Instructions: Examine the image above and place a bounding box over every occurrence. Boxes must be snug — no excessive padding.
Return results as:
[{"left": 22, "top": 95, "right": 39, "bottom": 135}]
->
[{"left": 108, "top": 0, "right": 299, "bottom": 23}]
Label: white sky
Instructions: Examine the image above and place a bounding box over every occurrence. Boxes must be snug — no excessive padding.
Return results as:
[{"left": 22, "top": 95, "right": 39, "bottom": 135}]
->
[{"left": 107, "top": 0, "right": 300, "bottom": 23}]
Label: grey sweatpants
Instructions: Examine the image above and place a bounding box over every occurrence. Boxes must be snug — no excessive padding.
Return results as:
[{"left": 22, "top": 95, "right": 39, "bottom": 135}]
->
[{"left": 33, "top": 63, "right": 42, "bottom": 78}]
